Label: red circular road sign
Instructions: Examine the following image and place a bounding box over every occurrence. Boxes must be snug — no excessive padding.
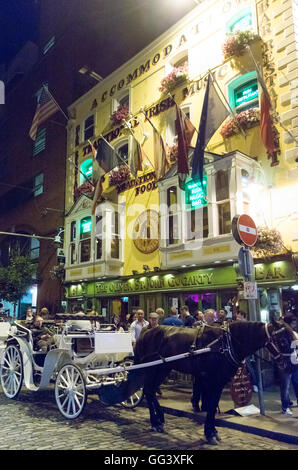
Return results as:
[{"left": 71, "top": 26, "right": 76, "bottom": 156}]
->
[{"left": 232, "top": 214, "right": 258, "bottom": 247}]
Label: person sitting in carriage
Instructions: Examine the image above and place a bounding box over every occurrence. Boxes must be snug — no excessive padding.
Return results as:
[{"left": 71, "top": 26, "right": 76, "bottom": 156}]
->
[{"left": 29, "top": 315, "right": 56, "bottom": 353}]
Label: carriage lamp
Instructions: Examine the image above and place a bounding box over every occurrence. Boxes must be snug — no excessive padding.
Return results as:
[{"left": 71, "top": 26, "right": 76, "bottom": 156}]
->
[
  {"left": 143, "top": 265, "right": 150, "bottom": 272},
  {"left": 132, "top": 270, "right": 138, "bottom": 275},
  {"left": 154, "top": 267, "right": 160, "bottom": 272}
]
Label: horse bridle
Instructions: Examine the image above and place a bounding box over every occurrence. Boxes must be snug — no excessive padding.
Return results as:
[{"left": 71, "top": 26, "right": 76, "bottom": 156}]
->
[{"left": 264, "top": 322, "right": 292, "bottom": 361}]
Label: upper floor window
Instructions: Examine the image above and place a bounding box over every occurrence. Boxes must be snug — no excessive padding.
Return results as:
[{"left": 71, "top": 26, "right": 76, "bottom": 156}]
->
[
  {"left": 33, "top": 173, "right": 44, "bottom": 197},
  {"left": 215, "top": 169, "right": 231, "bottom": 235},
  {"left": 116, "top": 141, "right": 129, "bottom": 164},
  {"left": 185, "top": 177, "right": 208, "bottom": 240},
  {"left": 227, "top": 8, "right": 253, "bottom": 33},
  {"left": 228, "top": 72, "right": 259, "bottom": 113},
  {"left": 83, "top": 115, "right": 95, "bottom": 142},
  {"left": 79, "top": 216, "right": 91, "bottom": 262},
  {"left": 70, "top": 221, "right": 77, "bottom": 265},
  {"left": 30, "top": 238, "right": 40, "bottom": 260},
  {"left": 80, "top": 158, "right": 93, "bottom": 184},
  {"left": 167, "top": 186, "right": 179, "bottom": 246},
  {"left": 33, "top": 128, "right": 46, "bottom": 156}
]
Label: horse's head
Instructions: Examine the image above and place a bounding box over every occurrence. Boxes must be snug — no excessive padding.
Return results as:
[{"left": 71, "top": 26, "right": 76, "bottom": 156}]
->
[{"left": 266, "top": 318, "right": 298, "bottom": 369}]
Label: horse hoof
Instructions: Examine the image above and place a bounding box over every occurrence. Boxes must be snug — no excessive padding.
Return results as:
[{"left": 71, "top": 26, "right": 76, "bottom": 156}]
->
[
  {"left": 206, "top": 436, "right": 218, "bottom": 445},
  {"left": 156, "top": 425, "right": 164, "bottom": 433}
]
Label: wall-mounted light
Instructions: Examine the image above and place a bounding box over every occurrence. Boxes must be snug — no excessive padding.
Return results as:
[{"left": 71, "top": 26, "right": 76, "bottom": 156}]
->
[
  {"left": 143, "top": 265, "right": 150, "bottom": 272},
  {"left": 154, "top": 267, "right": 161, "bottom": 272},
  {"left": 132, "top": 270, "right": 138, "bottom": 275}
]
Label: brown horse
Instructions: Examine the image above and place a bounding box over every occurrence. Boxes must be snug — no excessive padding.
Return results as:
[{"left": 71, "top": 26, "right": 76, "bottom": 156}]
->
[{"left": 134, "top": 319, "right": 298, "bottom": 444}]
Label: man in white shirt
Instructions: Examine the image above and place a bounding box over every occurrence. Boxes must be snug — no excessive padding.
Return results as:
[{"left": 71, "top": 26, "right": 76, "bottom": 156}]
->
[{"left": 130, "top": 309, "right": 148, "bottom": 347}]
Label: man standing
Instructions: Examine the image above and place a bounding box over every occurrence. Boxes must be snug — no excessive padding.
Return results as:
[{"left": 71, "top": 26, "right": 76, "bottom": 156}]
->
[
  {"left": 180, "top": 306, "right": 195, "bottom": 328},
  {"left": 130, "top": 309, "right": 149, "bottom": 347},
  {"left": 163, "top": 307, "right": 184, "bottom": 326}
]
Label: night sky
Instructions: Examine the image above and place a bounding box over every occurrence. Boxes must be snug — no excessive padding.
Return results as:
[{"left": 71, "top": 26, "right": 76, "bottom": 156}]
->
[{"left": 0, "top": 0, "right": 38, "bottom": 64}]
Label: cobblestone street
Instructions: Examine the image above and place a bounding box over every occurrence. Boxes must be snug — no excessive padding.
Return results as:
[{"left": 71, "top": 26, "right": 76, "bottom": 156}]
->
[{"left": 0, "top": 387, "right": 297, "bottom": 451}]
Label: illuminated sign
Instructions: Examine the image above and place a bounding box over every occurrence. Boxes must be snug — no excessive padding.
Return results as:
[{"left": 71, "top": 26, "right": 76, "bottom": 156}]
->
[
  {"left": 235, "top": 81, "right": 258, "bottom": 107},
  {"left": 80, "top": 217, "right": 91, "bottom": 234},
  {"left": 185, "top": 177, "right": 207, "bottom": 209}
]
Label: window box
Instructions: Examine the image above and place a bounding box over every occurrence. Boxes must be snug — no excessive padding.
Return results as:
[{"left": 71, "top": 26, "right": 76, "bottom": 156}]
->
[
  {"left": 110, "top": 104, "right": 130, "bottom": 126},
  {"left": 159, "top": 62, "right": 188, "bottom": 95},
  {"left": 222, "top": 31, "right": 262, "bottom": 73},
  {"left": 220, "top": 108, "right": 260, "bottom": 139},
  {"left": 74, "top": 180, "right": 95, "bottom": 202},
  {"left": 109, "top": 165, "right": 131, "bottom": 187}
]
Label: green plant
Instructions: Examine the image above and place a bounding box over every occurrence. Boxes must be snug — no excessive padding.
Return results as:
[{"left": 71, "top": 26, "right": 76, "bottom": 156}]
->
[
  {"left": 159, "top": 63, "right": 188, "bottom": 94},
  {"left": 0, "top": 254, "right": 36, "bottom": 319},
  {"left": 222, "top": 30, "right": 260, "bottom": 60},
  {"left": 252, "top": 226, "right": 285, "bottom": 257}
]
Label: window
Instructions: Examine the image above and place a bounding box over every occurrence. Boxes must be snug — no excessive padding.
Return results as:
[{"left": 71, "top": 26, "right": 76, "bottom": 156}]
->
[
  {"left": 33, "top": 173, "right": 44, "bottom": 197},
  {"left": 30, "top": 238, "right": 40, "bottom": 260},
  {"left": 70, "top": 221, "right": 77, "bottom": 265},
  {"left": 111, "top": 211, "right": 120, "bottom": 259},
  {"left": 227, "top": 8, "right": 253, "bottom": 33},
  {"left": 83, "top": 115, "right": 94, "bottom": 141},
  {"left": 80, "top": 158, "right": 93, "bottom": 184},
  {"left": 228, "top": 72, "right": 259, "bottom": 112},
  {"left": 95, "top": 213, "right": 103, "bottom": 260},
  {"left": 241, "top": 169, "right": 250, "bottom": 214},
  {"left": 43, "top": 36, "right": 55, "bottom": 55},
  {"left": 215, "top": 170, "right": 231, "bottom": 235},
  {"left": 185, "top": 177, "right": 208, "bottom": 240},
  {"left": 79, "top": 216, "right": 91, "bottom": 262},
  {"left": 167, "top": 186, "right": 179, "bottom": 245},
  {"left": 33, "top": 128, "right": 46, "bottom": 156},
  {"left": 116, "top": 142, "right": 129, "bottom": 164}
]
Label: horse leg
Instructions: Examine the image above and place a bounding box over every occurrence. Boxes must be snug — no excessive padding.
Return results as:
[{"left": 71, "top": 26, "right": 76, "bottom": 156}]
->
[
  {"left": 203, "top": 384, "right": 223, "bottom": 445},
  {"left": 144, "top": 366, "right": 169, "bottom": 433}
]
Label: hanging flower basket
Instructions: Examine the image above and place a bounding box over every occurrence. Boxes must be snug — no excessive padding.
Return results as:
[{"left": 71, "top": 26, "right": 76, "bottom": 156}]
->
[
  {"left": 222, "top": 30, "right": 263, "bottom": 72},
  {"left": 109, "top": 165, "right": 131, "bottom": 186},
  {"left": 252, "top": 226, "right": 285, "bottom": 258},
  {"left": 220, "top": 108, "right": 260, "bottom": 139},
  {"left": 74, "top": 180, "right": 96, "bottom": 201},
  {"left": 159, "top": 62, "right": 189, "bottom": 94},
  {"left": 110, "top": 104, "right": 130, "bottom": 126}
]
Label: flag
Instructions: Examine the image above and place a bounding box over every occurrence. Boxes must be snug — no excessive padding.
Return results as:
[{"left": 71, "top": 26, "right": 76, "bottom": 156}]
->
[
  {"left": 129, "top": 138, "right": 144, "bottom": 177},
  {"left": 260, "top": 91, "right": 279, "bottom": 165},
  {"left": 96, "top": 138, "right": 122, "bottom": 173},
  {"left": 175, "top": 103, "right": 196, "bottom": 189},
  {"left": 153, "top": 127, "right": 171, "bottom": 180},
  {"left": 192, "top": 75, "right": 229, "bottom": 184},
  {"left": 29, "top": 86, "right": 60, "bottom": 140}
]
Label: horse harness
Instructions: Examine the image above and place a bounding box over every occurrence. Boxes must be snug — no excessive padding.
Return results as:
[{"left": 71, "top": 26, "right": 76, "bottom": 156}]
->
[{"left": 264, "top": 322, "right": 291, "bottom": 361}]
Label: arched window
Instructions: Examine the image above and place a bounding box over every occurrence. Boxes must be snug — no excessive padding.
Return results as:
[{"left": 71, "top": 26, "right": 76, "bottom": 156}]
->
[
  {"left": 80, "top": 158, "right": 93, "bottom": 184},
  {"left": 226, "top": 8, "right": 253, "bottom": 33},
  {"left": 228, "top": 72, "right": 259, "bottom": 112}
]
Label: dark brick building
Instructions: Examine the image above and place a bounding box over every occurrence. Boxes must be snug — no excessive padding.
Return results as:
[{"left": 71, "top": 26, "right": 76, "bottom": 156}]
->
[{"left": 0, "top": 0, "right": 196, "bottom": 316}]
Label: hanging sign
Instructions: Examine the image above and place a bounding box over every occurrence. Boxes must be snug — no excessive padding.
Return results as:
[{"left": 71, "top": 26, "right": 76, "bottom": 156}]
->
[{"left": 185, "top": 177, "right": 207, "bottom": 209}]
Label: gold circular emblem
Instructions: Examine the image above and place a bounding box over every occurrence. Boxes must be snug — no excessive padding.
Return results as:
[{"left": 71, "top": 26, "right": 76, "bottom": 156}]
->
[{"left": 133, "top": 210, "right": 159, "bottom": 254}]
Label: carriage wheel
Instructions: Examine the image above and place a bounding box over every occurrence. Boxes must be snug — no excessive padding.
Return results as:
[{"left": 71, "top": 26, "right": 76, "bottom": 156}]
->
[
  {"left": 0, "top": 344, "right": 23, "bottom": 399},
  {"left": 120, "top": 359, "right": 144, "bottom": 409},
  {"left": 55, "top": 364, "right": 86, "bottom": 419}
]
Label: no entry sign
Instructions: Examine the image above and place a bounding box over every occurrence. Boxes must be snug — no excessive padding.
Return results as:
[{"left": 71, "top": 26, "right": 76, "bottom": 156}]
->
[{"left": 232, "top": 214, "right": 258, "bottom": 247}]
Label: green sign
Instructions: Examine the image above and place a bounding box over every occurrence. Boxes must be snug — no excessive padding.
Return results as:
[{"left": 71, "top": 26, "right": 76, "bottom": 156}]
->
[
  {"left": 80, "top": 217, "right": 91, "bottom": 234},
  {"left": 185, "top": 177, "right": 207, "bottom": 209},
  {"left": 235, "top": 80, "right": 258, "bottom": 106}
]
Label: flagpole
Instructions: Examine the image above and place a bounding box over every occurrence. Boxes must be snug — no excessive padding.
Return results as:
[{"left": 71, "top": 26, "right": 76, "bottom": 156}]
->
[
  {"left": 209, "top": 72, "right": 247, "bottom": 139},
  {"left": 122, "top": 119, "right": 155, "bottom": 170},
  {"left": 42, "top": 84, "right": 68, "bottom": 121},
  {"left": 99, "top": 134, "right": 131, "bottom": 171},
  {"left": 247, "top": 46, "right": 298, "bottom": 147}
]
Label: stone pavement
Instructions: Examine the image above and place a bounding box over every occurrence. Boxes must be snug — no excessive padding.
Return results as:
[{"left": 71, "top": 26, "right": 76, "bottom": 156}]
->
[
  {"left": 158, "top": 384, "right": 298, "bottom": 446},
  {"left": 0, "top": 386, "right": 297, "bottom": 451}
]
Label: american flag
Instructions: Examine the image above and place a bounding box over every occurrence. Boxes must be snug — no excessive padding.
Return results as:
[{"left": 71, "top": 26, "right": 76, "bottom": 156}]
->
[{"left": 29, "top": 86, "right": 60, "bottom": 140}]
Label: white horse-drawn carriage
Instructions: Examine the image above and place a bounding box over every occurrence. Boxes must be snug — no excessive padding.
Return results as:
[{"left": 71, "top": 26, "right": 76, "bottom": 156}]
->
[{"left": 0, "top": 316, "right": 143, "bottom": 419}]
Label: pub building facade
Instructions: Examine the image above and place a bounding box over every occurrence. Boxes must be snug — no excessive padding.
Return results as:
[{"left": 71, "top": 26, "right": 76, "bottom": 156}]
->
[{"left": 63, "top": 0, "right": 298, "bottom": 323}]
